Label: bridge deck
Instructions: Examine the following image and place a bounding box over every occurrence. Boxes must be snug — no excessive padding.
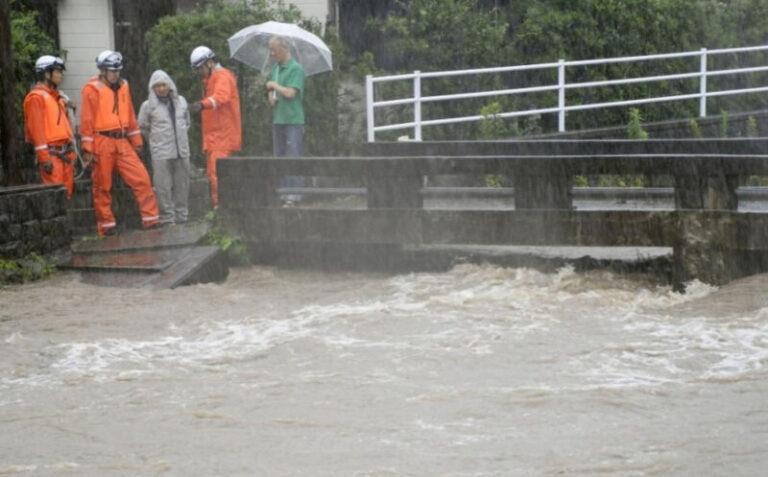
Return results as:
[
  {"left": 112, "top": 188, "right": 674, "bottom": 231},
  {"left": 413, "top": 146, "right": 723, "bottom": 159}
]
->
[{"left": 217, "top": 139, "right": 768, "bottom": 289}]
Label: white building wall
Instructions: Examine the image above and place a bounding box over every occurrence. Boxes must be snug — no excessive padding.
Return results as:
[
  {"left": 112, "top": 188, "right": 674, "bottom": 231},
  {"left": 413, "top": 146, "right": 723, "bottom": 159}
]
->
[
  {"left": 286, "top": 0, "right": 328, "bottom": 24},
  {"left": 58, "top": 0, "right": 114, "bottom": 118},
  {"left": 176, "top": 0, "right": 330, "bottom": 25}
]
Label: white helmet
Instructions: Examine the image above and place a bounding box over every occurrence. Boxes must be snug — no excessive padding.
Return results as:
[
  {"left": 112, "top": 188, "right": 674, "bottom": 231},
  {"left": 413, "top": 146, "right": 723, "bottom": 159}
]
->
[
  {"left": 96, "top": 50, "right": 123, "bottom": 71},
  {"left": 190, "top": 46, "right": 215, "bottom": 69},
  {"left": 35, "top": 55, "right": 66, "bottom": 73}
]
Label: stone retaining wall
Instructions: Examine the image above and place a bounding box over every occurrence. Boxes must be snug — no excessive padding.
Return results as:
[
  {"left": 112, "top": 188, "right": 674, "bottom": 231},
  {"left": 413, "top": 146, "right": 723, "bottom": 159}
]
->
[{"left": 0, "top": 184, "right": 70, "bottom": 259}]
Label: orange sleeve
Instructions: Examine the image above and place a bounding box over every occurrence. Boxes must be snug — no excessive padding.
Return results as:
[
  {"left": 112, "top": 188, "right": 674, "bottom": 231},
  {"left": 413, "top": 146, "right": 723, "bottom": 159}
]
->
[
  {"left": 23, "top": 93, "right": 51, "bottom": 164},
  {"left": 201, "top": 70, "right": 235, "bottom": 110},
  {"left": 80, "top": 84, "right": 98, "bottom": 153}
]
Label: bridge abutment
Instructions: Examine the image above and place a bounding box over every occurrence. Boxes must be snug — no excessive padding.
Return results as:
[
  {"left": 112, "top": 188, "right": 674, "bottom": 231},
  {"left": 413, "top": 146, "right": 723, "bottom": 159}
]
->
[{"left": 218, "top": 140, "right": 768, "bottom": 290}]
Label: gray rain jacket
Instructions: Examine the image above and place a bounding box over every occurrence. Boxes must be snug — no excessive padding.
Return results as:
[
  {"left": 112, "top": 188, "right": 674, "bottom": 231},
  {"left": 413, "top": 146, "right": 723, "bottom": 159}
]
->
[{"left": 138, "top": 70, "right": 191, "bottom": 161}]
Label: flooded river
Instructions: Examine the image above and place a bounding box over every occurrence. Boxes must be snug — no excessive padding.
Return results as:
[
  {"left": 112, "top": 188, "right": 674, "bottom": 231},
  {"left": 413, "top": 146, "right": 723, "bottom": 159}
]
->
[{"left": 1, "top": 264, "right": 768, "bottom": 476}]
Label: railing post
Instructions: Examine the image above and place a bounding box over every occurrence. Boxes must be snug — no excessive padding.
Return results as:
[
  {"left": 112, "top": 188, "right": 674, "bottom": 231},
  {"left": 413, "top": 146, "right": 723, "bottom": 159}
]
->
[
  {"left": 699, "top": 48, "right": 707, "bottom": 118},
  {"left": 558, "top": 59, "right": 566, "bottom": 132},
  {"left": 414, "top": 70, "right": 422, "bottom": 141},
  {"left": 365, "top": 74, "right": 375, "bottom": 142}
]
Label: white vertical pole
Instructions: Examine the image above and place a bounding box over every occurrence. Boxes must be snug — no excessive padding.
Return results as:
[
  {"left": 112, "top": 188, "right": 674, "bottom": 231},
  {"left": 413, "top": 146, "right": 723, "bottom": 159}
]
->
[
  {"left": 699, "top": 48, "right": 707, "bottom": 118},
  {"left": 414, "top": 70, "right": 422, "bottom": 141},
  {"left": 558, "top": 59, "right": 566, "bottom": 132},
  {"left": 365, "top": 74, "right": 375, "bottom": 142}
]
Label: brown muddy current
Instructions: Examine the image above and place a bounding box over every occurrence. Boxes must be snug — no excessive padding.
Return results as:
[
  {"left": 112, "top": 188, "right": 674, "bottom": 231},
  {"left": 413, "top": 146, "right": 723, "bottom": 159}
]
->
[{"left": 1, "top": 265, "right": 767, "bottom": 476}]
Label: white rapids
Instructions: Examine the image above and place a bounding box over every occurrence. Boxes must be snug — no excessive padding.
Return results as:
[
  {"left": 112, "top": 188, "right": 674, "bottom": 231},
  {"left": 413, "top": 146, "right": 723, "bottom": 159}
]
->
[{"left": 1, "top": 264, "right": 767, "bottom": 476}]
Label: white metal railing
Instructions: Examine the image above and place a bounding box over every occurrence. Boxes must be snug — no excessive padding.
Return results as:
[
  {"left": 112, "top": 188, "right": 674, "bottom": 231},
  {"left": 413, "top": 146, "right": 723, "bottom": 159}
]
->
[{"left": 365, "top": 44, "right": 768, "bottom": 142}]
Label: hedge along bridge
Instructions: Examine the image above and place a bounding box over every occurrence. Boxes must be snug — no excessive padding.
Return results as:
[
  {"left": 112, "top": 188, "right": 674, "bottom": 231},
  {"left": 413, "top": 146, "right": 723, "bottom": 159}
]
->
[{"left": 216, "top": 139, "right": 768, "bottom": 291}]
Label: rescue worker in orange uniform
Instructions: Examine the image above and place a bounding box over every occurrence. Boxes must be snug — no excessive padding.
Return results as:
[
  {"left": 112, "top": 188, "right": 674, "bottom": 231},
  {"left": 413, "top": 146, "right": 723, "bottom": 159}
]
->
[
  {"left": 23, "top": 55, "right": 76, "bottom": 199},
  {"left": 189, "top": 46, "right": 242, "bottom": 208},
  {"left": 80, "top": 50, "right": 161, "bottom": 236}
]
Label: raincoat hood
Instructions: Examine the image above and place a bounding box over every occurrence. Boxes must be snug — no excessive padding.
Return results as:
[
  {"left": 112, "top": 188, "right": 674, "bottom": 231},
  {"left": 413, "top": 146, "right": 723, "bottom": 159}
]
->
[
  {"left": 138, "top": 69, "right": 191, "bottom": 161},
  {"left": 147, "top": 70, "right": 179, "bottom": 104}
]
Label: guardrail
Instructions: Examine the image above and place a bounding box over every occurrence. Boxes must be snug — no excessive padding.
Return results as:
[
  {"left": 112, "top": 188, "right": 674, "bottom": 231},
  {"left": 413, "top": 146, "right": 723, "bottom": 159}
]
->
[{"left": 365, "top": 45, "right": 768, "bottom": 142}]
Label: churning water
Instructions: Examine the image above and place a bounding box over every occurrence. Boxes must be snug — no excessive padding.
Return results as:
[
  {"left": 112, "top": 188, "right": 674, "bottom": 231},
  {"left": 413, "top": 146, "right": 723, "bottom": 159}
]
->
[{"left": 1, "top": 265, "right": 767, "bottom": 476}]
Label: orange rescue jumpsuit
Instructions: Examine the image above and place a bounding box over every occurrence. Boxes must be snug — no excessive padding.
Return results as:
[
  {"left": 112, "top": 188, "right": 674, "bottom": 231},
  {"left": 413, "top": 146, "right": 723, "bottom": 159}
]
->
[
  {"left": 200, "top": 65, "right": 242, "bottom": 206},
  {"left": 23, "top": 84, "right": 76, "bottom": 198},
  {"left": 80, "top": 76, "right": 160, "bottom": 235}
]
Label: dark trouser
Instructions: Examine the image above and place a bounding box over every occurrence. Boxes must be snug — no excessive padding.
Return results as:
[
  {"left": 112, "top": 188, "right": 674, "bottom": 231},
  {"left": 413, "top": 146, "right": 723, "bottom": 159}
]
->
[{"left": 273, "top": 124, "right": 304, "bottom": 199}]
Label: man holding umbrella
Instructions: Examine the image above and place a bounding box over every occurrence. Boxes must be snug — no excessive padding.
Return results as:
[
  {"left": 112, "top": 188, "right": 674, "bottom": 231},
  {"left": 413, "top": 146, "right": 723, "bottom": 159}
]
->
[
  {"left": 189, "top": 45, "right": 242, "bottom": 208},
  {"left": 228, "top": 22, "right": 332, "bottom": 205},
  {"left": 265, "top": 35, "right": 305, "bottom": 206}
]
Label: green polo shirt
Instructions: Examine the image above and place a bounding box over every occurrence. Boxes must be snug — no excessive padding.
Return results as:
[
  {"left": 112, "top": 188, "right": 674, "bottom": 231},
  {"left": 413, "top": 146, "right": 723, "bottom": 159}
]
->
[{"left": 270, "top": 58, "right": 305, "bottom": 125}]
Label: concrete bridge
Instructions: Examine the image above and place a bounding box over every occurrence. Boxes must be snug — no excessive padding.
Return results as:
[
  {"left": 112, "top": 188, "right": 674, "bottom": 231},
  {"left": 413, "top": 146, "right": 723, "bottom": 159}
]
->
[{"left": 217, "top": 139, "right": 768, "bottom": 291}]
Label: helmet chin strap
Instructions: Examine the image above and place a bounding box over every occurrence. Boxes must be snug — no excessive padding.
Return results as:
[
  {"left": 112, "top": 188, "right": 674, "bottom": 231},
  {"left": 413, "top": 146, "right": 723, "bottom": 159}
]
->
[
  {"left": 202, "top": 61, "right": 214, "bottom": 78},
  {"left": 43, "top": 72, "right": 58, "bottom": 89}
]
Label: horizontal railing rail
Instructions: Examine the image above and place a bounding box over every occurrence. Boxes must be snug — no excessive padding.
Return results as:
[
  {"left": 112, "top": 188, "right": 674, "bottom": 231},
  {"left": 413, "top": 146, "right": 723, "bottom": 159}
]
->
[
  {"left": 365, "top": 44, "right": 768, "bottom": 142},
  {"left": 225, "top": 154, "right": 768, "bottom": 179}
]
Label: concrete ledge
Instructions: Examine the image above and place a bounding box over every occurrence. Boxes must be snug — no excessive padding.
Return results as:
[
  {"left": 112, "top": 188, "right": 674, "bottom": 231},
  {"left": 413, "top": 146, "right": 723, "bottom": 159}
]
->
[{"left": 247, "top": 242, "right": 673, "bottom": 282}]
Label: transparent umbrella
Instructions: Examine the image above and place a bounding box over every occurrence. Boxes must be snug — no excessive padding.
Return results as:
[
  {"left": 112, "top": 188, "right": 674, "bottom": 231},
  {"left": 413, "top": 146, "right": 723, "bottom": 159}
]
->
[{"left": 227, "top": 21, "right": 333, "bottom": 76}]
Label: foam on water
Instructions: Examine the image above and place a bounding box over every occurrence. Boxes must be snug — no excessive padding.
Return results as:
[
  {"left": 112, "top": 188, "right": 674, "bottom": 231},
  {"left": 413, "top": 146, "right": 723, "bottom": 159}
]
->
[
  {"left": 46, "top": 316, "right": 318, "bottom": 382},
  {"left": 4, "top": 264, "right": 761, "bottom": 393},
  {"left": 576, "top": 308, "right": 768, "bottom": 388},
  {"left": 2, "top": 266, "right": 768, "bottom": 475}
]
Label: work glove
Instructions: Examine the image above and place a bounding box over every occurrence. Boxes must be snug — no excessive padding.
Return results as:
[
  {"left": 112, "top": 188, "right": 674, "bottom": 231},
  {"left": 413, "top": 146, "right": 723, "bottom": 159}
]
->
[
  {"left": 42, "top": 161, "right": 53, "bottom": 174},
  {"left": 190, "top": 101, "right": 202, "bottom": 113}
]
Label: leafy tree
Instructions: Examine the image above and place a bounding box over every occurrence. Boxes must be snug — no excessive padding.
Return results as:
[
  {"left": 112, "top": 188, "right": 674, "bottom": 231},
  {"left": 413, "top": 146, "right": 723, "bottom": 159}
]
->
[
  {"left": 358, "top": 0, "right": 768, "bottom": 140},
  {"left": 509, "top": 0, "right": 726, "bottom": 132},
  {"left": 2, "top": 4, "right": 58, "bottom": 184},
  {"left": 361, "top": 0, "right": 512, "bottom": 140},
  {"left": 10, "top": 8, "right": 57, "bottom": 122}
]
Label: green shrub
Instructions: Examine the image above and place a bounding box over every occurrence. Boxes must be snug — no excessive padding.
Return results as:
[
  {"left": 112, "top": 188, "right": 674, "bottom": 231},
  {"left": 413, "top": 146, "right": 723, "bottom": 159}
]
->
[
  {"left": 690, "top": 119, "right": 703, "bottom": 138},
  {"left": 203, "top": 227, "right": 251, "bottom": 266},
  {"left": 748, "top": 115, "right": 758, "bottom": 138},
  {"left": 0, "top": 253, "right": 54, "bottom": 286},
  {"left": 627, "top": 108, "right": 648, "bottom": 140},
  {"left": 720, "top": 109, "right": 730, "bottom": 138},
  {"left": 4, "top": 4, "right": 57, "bottom": 166},
  {"left": 479, "top": 102, "right": 512, "bottom": 139},
  {"left": 10, "top": 7, "right": 57, "bottom": 114}
]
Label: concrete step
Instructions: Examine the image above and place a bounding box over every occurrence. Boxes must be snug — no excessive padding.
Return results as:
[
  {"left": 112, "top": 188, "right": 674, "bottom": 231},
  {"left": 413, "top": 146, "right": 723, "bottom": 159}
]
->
[{"left": 61, "top": 221, "right": 228, "bottom": 289}]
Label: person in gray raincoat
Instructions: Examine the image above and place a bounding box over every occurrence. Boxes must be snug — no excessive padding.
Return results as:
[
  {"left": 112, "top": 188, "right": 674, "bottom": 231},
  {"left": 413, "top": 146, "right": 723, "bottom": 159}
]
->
[{"left": 138, "top": 70, "right": 191, "bottom": 224}]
